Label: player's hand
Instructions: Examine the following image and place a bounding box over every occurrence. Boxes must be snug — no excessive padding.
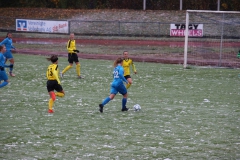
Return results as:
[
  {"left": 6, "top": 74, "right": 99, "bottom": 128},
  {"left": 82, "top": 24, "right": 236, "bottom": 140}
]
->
[{"left": 73, "top": 50, "right": 79, "bottom": 53}]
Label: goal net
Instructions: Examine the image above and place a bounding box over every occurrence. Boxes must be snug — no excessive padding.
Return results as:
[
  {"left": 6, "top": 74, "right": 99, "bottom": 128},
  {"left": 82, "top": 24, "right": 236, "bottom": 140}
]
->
[{"left": 183, "top": 10, "right": 240, "bottom": 68}]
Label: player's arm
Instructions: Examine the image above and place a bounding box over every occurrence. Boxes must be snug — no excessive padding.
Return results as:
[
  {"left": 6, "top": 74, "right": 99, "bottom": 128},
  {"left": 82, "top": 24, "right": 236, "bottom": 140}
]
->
[
  {"left": 53, "top": 69, "right": 61, "bottom": 84},
  {"left": 0, "top": 38, "right": 7, "bottom": 46},
  {"left": 67, "top": 40, "right": 76, "bottom": 53},
  {"left": 119, "top": 68, "right": 128, "bottom": 84},
  {"left": 131, "top": 60, "right": 137, "bottom": 74},
  {"left": 11, "top": 44, "right": 16, "bottom": 50}
]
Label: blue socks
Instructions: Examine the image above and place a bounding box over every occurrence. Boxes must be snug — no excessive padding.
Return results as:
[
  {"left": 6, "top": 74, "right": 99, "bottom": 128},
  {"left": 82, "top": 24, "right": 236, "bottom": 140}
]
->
[
  {"left": 122, "top": 98, "right": 127, "bottom": 109},
  {"left": 101, "top": 97, "right": 127, "bottom": 109},
  {"left": 102, "top": 97, "right": 111, "bottom": 106},
  {"left": 0, "top": 81, "right": 8, "bottom": 88}
]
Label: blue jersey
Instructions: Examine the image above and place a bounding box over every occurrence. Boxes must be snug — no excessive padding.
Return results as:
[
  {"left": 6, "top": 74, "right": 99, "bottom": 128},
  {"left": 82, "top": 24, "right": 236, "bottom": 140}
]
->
[
  {"left": 0, "top": 53, "right": 6, "bottom": 67},
  {"left": 111, "top": 65, "right": 128, "bottom": 87},
  {"left": 0, "top": 37, "right": 15, "bottom": 51}
]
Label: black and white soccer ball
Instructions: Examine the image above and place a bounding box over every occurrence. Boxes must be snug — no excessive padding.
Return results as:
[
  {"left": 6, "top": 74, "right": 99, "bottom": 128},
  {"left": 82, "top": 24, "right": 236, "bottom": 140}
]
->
[{"left": 133, "top": 104, "right": 141, "bottom": 111}]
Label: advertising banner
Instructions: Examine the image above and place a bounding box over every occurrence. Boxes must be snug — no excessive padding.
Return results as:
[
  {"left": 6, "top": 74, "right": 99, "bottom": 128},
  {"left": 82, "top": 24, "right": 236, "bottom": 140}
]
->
[
  {"left": 170, "top": 24, "right": 203, "bottom": 37},
  {"left": 16, "top": 19, "right": 69, "bottom": 34}
]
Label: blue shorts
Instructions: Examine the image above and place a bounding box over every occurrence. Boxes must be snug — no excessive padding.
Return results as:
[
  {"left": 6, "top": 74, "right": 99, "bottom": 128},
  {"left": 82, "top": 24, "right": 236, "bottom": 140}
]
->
[
  {"left": 0, "top": 70, "right": 8, "bottom": 81},
  {"left": 3, "top": 50, "right": 13, "bottom": 59},
  {"left": 110, "top": 83, "right": 127, "bottom": 95}
]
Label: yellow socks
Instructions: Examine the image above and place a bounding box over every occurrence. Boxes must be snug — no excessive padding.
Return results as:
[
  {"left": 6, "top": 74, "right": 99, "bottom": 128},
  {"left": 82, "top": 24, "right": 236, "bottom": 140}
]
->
[
  {"left": 55, "top": 92, "right": 64, "bottom": 97},
  {"left": 62, "top": 65, "right": 72, "bottom": 74},
  {"left": 76, "top": 63, "right": 81, "bottom": 76},
  {"left": 126, "top": 83, "right": 131, "bottom": 89},
  {"left": 48, "top": 98, "right": 54, "bottom": 110}
]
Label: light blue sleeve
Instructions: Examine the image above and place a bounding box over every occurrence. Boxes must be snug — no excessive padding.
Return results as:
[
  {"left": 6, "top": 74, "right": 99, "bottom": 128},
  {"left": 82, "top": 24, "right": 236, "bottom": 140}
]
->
[{"left": 0, "top": 38, "right": 7, "bottom": 46}]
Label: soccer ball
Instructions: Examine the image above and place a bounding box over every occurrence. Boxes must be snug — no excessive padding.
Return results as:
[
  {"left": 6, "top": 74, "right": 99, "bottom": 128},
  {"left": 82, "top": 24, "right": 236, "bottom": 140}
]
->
[{"left": 133, "top": 104, "right": 141, "bottom": 111}]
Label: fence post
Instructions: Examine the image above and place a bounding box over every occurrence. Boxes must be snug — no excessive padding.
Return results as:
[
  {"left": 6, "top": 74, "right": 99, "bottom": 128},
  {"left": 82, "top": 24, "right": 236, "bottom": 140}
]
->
[
  {"left": 118, "top": 21, "right": 120, "bottom": 36},
  {"left": 143, "top": 0, "right": 146, "bottom": 10}
]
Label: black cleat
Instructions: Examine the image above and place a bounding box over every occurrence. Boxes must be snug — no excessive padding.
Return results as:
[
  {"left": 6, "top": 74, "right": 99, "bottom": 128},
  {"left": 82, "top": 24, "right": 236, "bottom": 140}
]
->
[
  {"left": 121, "top": 107, "right": 129, "bottom": 112},
  {"left": 99, "top": 104, "right": 103, "bottom": 113},
  {"left": 77, "top": 76, "right": 84, "bottom": 79}
]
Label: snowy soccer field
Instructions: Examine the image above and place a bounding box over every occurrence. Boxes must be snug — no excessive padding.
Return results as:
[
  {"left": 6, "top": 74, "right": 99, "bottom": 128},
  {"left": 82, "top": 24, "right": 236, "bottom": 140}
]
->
[{"left": 0, "top": 54, "right": 239, "bottom": 159}]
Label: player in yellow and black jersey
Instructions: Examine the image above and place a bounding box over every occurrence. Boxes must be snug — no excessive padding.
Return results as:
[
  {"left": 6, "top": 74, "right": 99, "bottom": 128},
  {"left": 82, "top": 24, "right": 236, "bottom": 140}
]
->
[
  {"left": 122, "top": 51, "right": 137, "bottom": 89},
  {"left": 46, "top": 55, "right": 65, "bottom": 113},
  {"left": 61, "top": 33, "right": 83, "bottom": 79}
]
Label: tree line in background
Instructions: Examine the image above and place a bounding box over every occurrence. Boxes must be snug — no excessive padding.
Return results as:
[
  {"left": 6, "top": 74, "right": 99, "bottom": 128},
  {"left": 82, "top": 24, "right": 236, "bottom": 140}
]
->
[{"left": 1, "top": 0, "right": 240, "bottom": 11}]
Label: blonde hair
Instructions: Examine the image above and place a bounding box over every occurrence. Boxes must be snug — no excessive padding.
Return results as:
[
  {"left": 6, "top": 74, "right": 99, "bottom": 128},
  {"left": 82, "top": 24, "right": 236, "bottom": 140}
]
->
[{"left": 113, "top": 57, "right": 123, "bottom": 67}]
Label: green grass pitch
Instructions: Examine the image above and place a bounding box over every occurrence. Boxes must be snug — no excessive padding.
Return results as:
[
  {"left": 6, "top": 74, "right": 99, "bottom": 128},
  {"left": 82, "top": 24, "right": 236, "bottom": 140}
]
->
[{"left": 0, "top": 54, "right": 239, "bottom": 159}]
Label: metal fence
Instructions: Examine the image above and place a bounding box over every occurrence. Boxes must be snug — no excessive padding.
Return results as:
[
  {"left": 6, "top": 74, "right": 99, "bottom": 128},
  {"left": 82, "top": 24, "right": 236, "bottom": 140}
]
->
[
  {"left": 69, "top": 20, "right": 240, "bottom": 38},
  {"left": 70, "top": 20, "right": 169, "bottom": 37}
]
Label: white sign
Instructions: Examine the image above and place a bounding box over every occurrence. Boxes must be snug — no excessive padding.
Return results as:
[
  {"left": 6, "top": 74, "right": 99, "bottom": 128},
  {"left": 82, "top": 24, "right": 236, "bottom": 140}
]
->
[
  {"left": 170, "top": 24, "right": 203, "bottom": 37},
  {"left": 16, "top": 19, "right": 69, "bottom": 33}
]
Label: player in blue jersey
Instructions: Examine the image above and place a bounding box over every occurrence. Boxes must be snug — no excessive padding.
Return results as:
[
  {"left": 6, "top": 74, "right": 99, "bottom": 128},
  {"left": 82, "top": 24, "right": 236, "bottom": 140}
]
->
[
  {"left": 0, "top": 32, "right": 16, "bottom": 77},
  {"left": 0, "top": 45, "right": 10, "bottom": 88},
  {"left": 99, "top": 57, "right": 129, "bottom": 113}
]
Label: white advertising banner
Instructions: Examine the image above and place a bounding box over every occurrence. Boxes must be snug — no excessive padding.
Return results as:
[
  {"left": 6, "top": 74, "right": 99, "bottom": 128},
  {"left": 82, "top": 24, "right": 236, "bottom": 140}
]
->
[
  {"left": 16, "top": 19, "right": 69, "bottom": 33},
  {"left": 170, "top": 24, "right": 203, "bottom": 37}
]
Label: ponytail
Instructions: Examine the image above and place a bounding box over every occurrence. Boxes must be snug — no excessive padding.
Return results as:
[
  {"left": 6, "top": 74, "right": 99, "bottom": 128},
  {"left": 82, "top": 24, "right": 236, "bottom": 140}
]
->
[{"left": 113, "top": 57, "right": 123, "bottom": 67}]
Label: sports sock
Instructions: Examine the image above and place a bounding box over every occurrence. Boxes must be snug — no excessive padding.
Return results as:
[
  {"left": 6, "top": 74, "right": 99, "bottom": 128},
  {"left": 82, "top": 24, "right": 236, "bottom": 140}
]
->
[
  {"left": 102, "top": 97, "right": 111, "bottom": 106},
  {"left": 10, "top": 64, "right": 14, "bottom": 72},
  {"left": 55, "top": 92, "right": 64, "bottom": 97},
  {"left": 76, "top": 63, "right": 81, "bottom": 76},
  {"left": 50, "top": 92, "right": 56, "bottom": 101},
  {"left": 49, "top": 98, "right": 54, "bottom": 110},
  {"left": 122, "top": 98, "right": 127, "bottom": 109},
  {"left": 126, "top": 83, "right": 131, "bottom": 89},
  {"left": 0, "top": 81, "right": 8, "bottom": 88},
  {"left": 62, "top": 65, "right": 72, "bottom": 74}
]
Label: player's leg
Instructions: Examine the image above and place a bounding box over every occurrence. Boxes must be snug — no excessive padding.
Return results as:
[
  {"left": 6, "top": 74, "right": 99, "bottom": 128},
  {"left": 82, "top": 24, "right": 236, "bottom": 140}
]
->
[
  {"left": 125, "top": 75, "right": 132, "bottom": 89},
  {"left": 48, "top": 91, "right": 56, "bottom": 113},
  {"left": 55, "top": 85, "right": 65, "bottom": 97},
  {"left": 76, "top": 62, "right": 82, "bottom": 78},
  {"left": 119, "top": 84, "right": 128, "bottom": 111},
  {"left": 99, "top": 87, "right": 117, "bottom": 112},
  {"left": 47, "top": 81, "right": 56, "bottom": 113},
  {"left": 61, "top": 54, "right": 73, "bottom": 77},
  {"left": 4, "top": 51, "right": 15, "bottom": 77},
  {"left": 55, "top": 91, "right": 64, "bottom": 97},
  {"left": 74, "top": 54, "right": 83, "bottom": 79},
  {"left": 9, "top": 58, "right": 15, "bottom": 77},
  {"left": 0, "top": 70, "right": 9, "bottom": 88}
]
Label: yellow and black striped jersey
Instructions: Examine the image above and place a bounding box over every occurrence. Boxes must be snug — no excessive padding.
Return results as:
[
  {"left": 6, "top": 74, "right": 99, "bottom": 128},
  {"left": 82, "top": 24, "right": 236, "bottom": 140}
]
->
[
  {"left": 67, "top": 40, "right": 76, "bottom": 53},
  {"left": 46, "top": 64, "right": 60, "bottom": 84},
  {"left": 122, "top": 58, "right": 136, "bottom": 76}
]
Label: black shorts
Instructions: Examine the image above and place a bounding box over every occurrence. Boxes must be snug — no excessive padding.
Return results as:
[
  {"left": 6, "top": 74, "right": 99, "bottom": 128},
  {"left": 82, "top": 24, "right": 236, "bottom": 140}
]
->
[
  {"left": 47, "top": 80, "right": 63, "bottom": 92},
  {"left": 124, "top": 75, "right": 131, "bottom": 79},
  {"left": 68, "top": 53, "right": 79, "bottom": 63}
]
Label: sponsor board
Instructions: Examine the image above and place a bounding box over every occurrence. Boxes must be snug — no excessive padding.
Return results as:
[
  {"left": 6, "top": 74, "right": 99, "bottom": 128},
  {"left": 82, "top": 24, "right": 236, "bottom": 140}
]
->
[
  {"left": 170, "top": 24, "right": 203, "bottom": 37},
  {"left": 16, "top": 19, "right": 69, "bottom": 33}
]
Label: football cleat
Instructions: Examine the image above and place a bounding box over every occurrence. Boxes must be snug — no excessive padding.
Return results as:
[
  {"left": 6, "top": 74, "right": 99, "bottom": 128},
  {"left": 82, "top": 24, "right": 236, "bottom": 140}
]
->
[
  {"left": 121, "top": 107, "right": 129, "bottom": 112},
  {"left": 99, "top": 104, "right": 103, "bottom": 113},
  {"left": 60, "top": 73, "right": 63, "bottom": 78},
  {"left": 48, "top": 109, "right": 54, "bottom": 113},
  {"left": 9, "top": 72, "right": 15, "bottom": 77},
  {"left": 77, "top": 76, "right": 84, "bottom": 79}
]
